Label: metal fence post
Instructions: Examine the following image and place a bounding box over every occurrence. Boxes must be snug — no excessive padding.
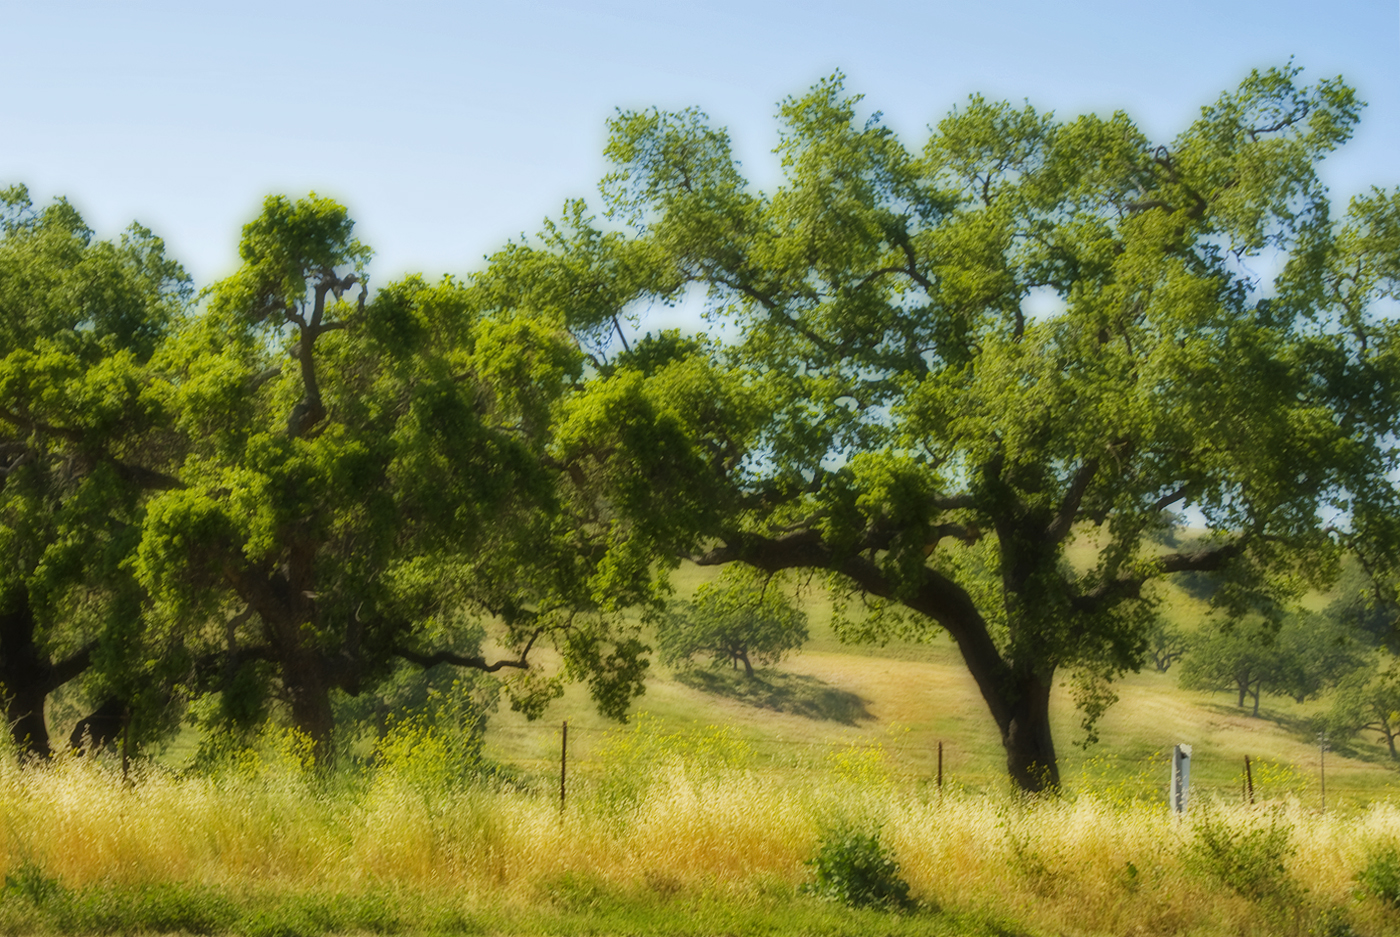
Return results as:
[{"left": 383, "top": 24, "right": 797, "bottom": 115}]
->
[{"left": 1170, "top": 743, "right": 1192, "bottom": 814}]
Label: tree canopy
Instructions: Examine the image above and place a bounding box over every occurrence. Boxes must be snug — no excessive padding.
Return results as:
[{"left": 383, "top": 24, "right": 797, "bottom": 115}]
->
[
  {"left": 0, "top": 185, "right": 191, "bottom": 755},
  {"left": 496, "top": 64, "right": 1400, "bottom": 790}
]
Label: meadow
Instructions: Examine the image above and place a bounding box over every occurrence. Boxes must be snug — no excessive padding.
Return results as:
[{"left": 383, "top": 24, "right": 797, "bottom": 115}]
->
[
  {"left": 7, "top": 562, "right": 1400, "bottom": 936},
  {"left": 3, "top": 717, "right": 1400, "bottom": 937}
]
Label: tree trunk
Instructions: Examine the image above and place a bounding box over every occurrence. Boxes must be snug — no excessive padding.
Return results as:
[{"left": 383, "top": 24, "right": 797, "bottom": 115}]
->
[
  {"left": 69, "top": 696, "right": 128, "bottom": 752},
  {"left": 1250, "top": 684, "right": 1261, "bottom": 717},
  {"left": 280, "top": 643, "right": 337, "bottom": 764},
  {"left": 703, "top": 531, "right": 1066, "bottom": 793},
  {"left": 999, "top": 671, "right": 1060, "bottom": 792},
  {"left": 0, "top": 587, "right": 50, "bottom": 756},
  {"left": 738, "top": 650, "right": 754, "bottom": 679},
  {"left": 4, "top": 684, "right": 50, "bottom": 758},
  {"left": 228, "top": 560, "right": 342, "bottom": 765}
]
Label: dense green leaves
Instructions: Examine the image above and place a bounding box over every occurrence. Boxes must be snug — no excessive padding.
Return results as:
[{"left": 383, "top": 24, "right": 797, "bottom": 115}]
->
[
  {"left": 534, "top": 64, "right": 1399, "bottom": 790},
  {"left": 658, "top": 568, "right": 808, "bottom": 678}
]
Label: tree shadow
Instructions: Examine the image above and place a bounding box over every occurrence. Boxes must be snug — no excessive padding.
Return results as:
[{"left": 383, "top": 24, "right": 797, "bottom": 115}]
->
[
  {"left": 1196, "top": 699, "right": 1400, "bottom": 765},
  {"left": 674, "top": 667, "right": 875, "bottom": 725}
]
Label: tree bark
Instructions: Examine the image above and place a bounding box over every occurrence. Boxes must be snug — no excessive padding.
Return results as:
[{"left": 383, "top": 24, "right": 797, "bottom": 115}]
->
[
  {"left": 0, "top": 586, "right": 92, "bottom": 758},
  {"left": 1001, "top": 671, "right": 1059, "bottom": 792},
  {"left": 283, "top": 648, "right": 336, "bottom": 762},
  {"left": 224, "top": 561, "right": 342, "bottom": 764}
]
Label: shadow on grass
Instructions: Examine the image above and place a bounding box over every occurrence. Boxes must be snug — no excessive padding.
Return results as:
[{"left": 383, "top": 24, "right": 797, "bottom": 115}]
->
[
  {"left": 1196, "top": 699, "right": 1400, "bottom": 767},
  {"left": 675, "top": 667, "right": 874, "bottom": 725}
]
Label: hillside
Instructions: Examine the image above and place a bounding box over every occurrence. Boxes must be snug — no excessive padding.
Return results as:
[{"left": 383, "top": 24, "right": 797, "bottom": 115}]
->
[{"left": 484, "top": 561, "right": 1400, "bottom": 808}]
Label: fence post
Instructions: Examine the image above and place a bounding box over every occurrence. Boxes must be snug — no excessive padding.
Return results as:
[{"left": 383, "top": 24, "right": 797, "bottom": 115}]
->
[
  {"left": 937, "top": 741, "right": 943, "bottom": 792},
  {"left": 121, "top": 706, "right": 132, "bottom": 788},
  {"left": 560, "top": 720, "right": 568, "bottom": 813},
  {"left": 1170, "top": 743, "right": 1192, "bottom": 814},
  {"left": 1244, "top": 754, "right": 1254, "bottom": 805},
  {"left": 1319, "top": 732, "right": 1328, "bottom": 811}
]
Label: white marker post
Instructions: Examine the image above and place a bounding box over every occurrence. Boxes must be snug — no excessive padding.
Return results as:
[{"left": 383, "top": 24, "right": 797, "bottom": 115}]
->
[{"left": 1170, "top": 744, "right": 1192, "bottom": 814}]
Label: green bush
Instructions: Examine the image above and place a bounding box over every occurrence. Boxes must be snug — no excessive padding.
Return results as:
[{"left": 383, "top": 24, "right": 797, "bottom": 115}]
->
[
  {"left": 803, "top": 825, "right": 914, "bottom": 911},
  {"left": 1185, "top": 807, "right": 1296, "bottom": 902},
  {"left": 1358, "top": 846, "right": 1400, "bottom": 908}
]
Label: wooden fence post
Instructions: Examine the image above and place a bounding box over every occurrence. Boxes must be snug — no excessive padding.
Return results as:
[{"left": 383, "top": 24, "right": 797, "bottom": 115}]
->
[{"left": 560, "top": 720, "right": 568, "bottom": 813}]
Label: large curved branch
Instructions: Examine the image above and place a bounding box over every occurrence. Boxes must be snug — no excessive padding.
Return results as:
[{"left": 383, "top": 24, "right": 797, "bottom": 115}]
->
[
  {"left": 0, "top": 406, "right": 84, "bottom": 442},
  {"left": 696, "top": 528, "right": 1015, "bottom": 729},
  {"left": 395, "top": 646, "right": 532, "bottom": 673},
  {"left": 104, "top": 456, "right": 185, "bottom": 491},
  {"left": 1071, "top": 538, "right": 1248, "bottom": 613},
  {"left": 1044, "top": 458, "right": 1099, "bottom": 545},
  {"left": 44, "top": 640, "right": 97, "bottom": 694}
]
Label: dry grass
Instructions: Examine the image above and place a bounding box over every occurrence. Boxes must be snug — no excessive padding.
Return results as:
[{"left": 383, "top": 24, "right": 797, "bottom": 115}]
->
[{"left": 5, "top": 720, "right": 1400, "bottom": 937}]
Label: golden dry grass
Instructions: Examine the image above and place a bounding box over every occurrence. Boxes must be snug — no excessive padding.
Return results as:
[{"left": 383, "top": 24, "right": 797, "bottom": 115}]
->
[{"left": 6, "top": 723, "right": 1400, "bottom": 937}]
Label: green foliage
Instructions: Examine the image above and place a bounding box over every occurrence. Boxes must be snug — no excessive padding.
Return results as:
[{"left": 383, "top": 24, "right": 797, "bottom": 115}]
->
[
  {"left": 1179, "top": 612, "right": 1365, "bottom": 714},
  {"left": 1145, "top": 619, "right": 1190, "bottom": 672},
  {"left": 1185, "top": 806, "right": 1297, "bottom": 902},
  {"left": 552, "top": 63, "right": 1397, "bottom": 792},
  {"left": 0, "top": 872, "right": 441, "bottom": 937},
  {"left": 1357, "top": 846, "right": 1400, "bottom": 908},
  {"left": 658, "top": 567, "right": 808, "bottom": 677},
  {"left": 1329, "top": 655, "right": 1400, "bottom": 757},
  {"left": 0, "top": 185, "right": 191, "bottom": 755},
  {"left": 803, "top": 824, "right": 915, "bottom": 911}
]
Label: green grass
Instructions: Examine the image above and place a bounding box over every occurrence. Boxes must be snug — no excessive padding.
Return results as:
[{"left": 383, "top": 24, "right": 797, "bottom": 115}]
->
[{"left": 0, "top": 872, "right": 1020, "bottom": 937}]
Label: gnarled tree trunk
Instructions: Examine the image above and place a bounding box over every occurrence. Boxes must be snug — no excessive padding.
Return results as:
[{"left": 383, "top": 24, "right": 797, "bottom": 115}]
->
[{"left": 0, "top": 585, "right": 93, "bottom": 758}]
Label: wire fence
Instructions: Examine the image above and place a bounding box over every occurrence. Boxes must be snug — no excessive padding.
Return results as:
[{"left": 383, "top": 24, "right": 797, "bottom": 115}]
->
[{"left": 480, "top": 717, "right": 1400, "bottom": 809}]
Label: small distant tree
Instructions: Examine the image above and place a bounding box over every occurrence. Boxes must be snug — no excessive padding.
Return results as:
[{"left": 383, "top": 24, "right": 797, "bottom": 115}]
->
[
  {"left": 1179, "top": 613, "right": 1363, "bottom": 715},
  {"left": 658, "top": 570, "right": 808, "bottom": 678},
  {"left": 1147, "top": 619, "right": 1190, "bottom": 673},
  {"left": 1178, "top": 625, "right": 1277, "bottom": 715},
  {"left": 1329, "top": 656, "right": 1400, "bottom": 759}
]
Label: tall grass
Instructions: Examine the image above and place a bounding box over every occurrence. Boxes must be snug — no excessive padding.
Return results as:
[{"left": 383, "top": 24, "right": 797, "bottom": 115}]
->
[{"left": 3, "top": 718, "right": 1400, "bottom": 936}]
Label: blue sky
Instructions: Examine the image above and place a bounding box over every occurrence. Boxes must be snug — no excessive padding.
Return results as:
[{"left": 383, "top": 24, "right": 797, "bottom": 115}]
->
[{"left": 2, "top": 0, "right": 1396, "bottom": 289}]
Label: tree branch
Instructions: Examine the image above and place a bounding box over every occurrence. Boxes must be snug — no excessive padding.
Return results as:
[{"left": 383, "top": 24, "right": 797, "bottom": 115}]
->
[
  {"left": 1044, "top": 458, "right": 1099, "bottom": 545},
  {"left": 44, "top": 640, "right": 97, "bottom": 694},
  {"left": 395, "top": 645, "right": 532, "bottom": 673}
]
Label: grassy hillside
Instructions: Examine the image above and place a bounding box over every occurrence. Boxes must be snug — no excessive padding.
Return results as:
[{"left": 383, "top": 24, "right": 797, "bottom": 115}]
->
[{"left": 484, "top": 560, "right": 1400, "bottom": 808}]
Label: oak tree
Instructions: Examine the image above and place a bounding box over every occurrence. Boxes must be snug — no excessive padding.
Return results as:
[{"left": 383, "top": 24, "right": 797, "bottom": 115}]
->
[
  {"left": 0, "top": 186, "right": 190, "bottom": 755},
  {"left": 130, "top": 194, "right": 653, "bottom": 759},
  {"left": 524, "top": 65, "right": 1397, "bottom": 790}
]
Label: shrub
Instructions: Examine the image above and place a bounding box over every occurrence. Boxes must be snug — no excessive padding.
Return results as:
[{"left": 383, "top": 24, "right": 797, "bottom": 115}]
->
[
  {"left": 803, "top": 825, "right": 914, "bottom": 911},
  {"left": 1358, "top": 846, "right": 1400, "bottom": 908},
  {"left": 1185, "top": 806, "right": 1296, "bottom": 902}
]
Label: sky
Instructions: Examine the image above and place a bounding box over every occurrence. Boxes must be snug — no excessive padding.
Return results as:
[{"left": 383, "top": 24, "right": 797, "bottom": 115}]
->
[{"left": 2, "top": 0, "right": 1397, "bottom": 294}]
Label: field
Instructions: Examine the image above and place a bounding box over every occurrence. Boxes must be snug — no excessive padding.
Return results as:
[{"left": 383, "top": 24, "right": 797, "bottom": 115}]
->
[
  {"left": 486, "top": 560, "right": 1400, "bottom": 808},
  {"left": 6, "top": 563, "right": 1400, "bottom": 935}
]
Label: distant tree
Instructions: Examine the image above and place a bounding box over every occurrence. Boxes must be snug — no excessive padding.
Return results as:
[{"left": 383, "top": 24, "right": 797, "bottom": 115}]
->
[
  {"left": 658, "top": 570, "right": 808, "bottom": 678},
  {"left": 1178, "top": 613, "right": 1363, "bottom": 715},
  {"left": 1178, "top": 625, "right": 1278, "bottom": 715},
  {"left": 1146, "top": 619, "right": 1190, "bottom": 673},
  {"left": 1329, "top": 655, "right": 1400, "bottom": 759},
  {"left": 1324, "top": 562, "right": 1400, "bottom": 653},
  {"left": 1273, "top": 611, "right": 1369, "bottom": 703}
]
